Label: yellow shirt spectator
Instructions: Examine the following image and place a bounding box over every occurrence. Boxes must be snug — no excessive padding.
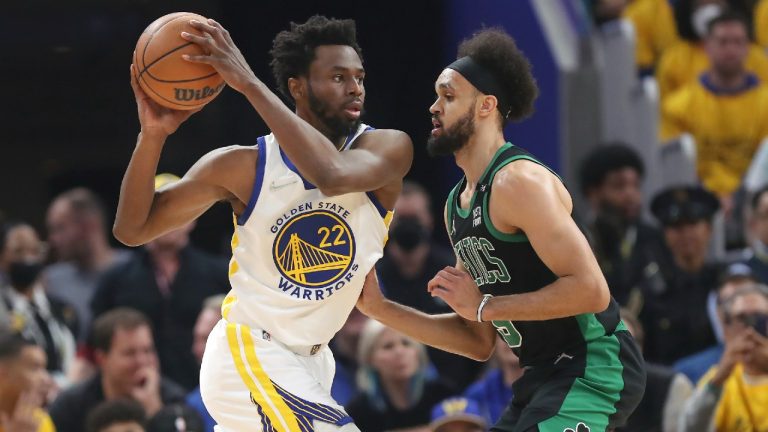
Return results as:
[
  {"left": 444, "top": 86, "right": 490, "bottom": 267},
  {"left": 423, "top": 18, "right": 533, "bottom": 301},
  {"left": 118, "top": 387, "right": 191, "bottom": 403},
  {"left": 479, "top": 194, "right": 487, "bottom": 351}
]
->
[
  {"left": 0, "top": 409, "right": 56, "bottom": 432},
  {"left": 656, "top": 41, "right": 768, "bottom": 98},
  {"left": 660, "top": 73, "right": 768, "bottom": 195},
  {"left": 757, "top": 0, "right": 768, "bottom": 50},
  {"left": 698, "top": 363, "right": 768, "bottom": 431},
  {"left": 623, "top": 0, "right": 679, "bottom": 73}
]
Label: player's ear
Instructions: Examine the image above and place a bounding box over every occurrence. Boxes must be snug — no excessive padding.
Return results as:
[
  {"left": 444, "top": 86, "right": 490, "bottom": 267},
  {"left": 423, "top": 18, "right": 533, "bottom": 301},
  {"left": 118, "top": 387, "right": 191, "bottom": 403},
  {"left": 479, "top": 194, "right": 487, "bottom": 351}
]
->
[
  {"left": 478, "top": 95, "right": 497, "bottom": 118},
  {"left": 288, "top": 78, "right": 304, "bottom": 100}
]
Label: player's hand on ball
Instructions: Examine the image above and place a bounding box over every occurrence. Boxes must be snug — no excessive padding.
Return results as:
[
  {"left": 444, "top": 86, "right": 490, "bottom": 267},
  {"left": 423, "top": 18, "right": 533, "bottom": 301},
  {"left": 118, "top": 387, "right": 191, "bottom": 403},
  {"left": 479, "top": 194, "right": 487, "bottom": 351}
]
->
[
  {"left": 357, "top": 268, "right": 385, "bottom": 317},
  {"left": 130, "top": 64, "right": 201, "bottom": 136},
  {"left": 182, "top": 19, "right": 257, "bottom": 95},
  {"left": 428, "top": 266, "right": 483, "bottom": 321}
]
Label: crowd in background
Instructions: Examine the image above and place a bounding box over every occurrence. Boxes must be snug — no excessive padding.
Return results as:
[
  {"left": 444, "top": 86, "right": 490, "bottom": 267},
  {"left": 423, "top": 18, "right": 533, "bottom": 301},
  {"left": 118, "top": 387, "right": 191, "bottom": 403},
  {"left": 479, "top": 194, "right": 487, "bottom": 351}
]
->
[{"left": 2, "top": 0, "right": 768, "bottom": 431}]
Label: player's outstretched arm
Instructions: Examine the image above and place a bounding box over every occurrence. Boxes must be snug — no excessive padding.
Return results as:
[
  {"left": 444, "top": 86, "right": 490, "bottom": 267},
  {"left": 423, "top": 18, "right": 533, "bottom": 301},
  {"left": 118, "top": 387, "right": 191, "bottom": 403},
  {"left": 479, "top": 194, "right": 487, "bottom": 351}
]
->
[
  {"left": 114, "top": 67, "right": 251, "bottom": 246},
  {"left": 357, "top": 270, "right": 497, "bottom": 362},
  {"left": 181, "top": 19, "right": 413, "bottom": 196},
  {"left": 479, "top": 163, "right": 610, "bottom": 321}
]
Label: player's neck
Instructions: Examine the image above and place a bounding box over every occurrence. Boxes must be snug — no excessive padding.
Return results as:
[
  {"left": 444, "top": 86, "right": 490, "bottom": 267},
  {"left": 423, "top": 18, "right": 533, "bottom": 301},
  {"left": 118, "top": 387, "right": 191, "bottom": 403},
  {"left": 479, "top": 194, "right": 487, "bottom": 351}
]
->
[
  {"left": 295, "top": 108, "right": 347, "bottom": 150},
  {"left": 454, "top": 127, "right": 506, "bottom": 188}
]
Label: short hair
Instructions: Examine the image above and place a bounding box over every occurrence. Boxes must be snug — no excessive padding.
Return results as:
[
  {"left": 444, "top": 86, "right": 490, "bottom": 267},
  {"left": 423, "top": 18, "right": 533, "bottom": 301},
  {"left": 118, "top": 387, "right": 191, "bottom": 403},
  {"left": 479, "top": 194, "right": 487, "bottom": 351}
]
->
[
  {"left": 91, "top": 308, "right": 151, "bottom": 353},
  {"left": 145, "top": 404, "right": 204, "bottom": 432},
  {"left": 752, "top": 184, "right": 768, "bottom": 211},
  {"left": 54, "top": 187, "right": 107, "bottom": 224},
  {"left": 719, "top": 283, "right": 768, "bottom": 316},
  {"left": 0, "top": 331, "right": 36, "bottom": 362},
  {"left": 707, "top": 10, "right": 750, "bottom": 36},
  {"left": 456, "top": 28, "right": 538, "bottom": 125},
  {"left": 86, "top": 399, "right": 146, "bottom": 432},
  {"left": 270, "top": 15, "right": 363, "bottom": 103},
  {"left": 0, "top": 220, "right": 25, "bottom": 253},
  {"left": 579, "top": 144, "right": 644, "bottom": 195}
]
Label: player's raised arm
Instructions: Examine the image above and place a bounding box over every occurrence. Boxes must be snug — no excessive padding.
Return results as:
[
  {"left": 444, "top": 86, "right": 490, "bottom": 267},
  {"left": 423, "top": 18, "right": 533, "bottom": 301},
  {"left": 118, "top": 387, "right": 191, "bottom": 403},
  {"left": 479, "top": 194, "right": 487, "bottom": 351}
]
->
[
  {"left": 113, "top": 67, "right": 250, "bottom": 246},
  {"left": 181, "top": 18, "right": 413, "bottom": 197},
  {"left": 478, "top": 162, "right": 611, "bottom": 321}
]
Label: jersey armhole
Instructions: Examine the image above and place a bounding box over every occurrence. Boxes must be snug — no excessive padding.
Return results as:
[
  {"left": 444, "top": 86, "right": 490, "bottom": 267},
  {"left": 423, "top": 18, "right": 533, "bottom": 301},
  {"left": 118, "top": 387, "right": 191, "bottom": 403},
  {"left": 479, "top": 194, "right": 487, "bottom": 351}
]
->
[{"left": 236, "top": 136, "right": 268, "bottom": 226}]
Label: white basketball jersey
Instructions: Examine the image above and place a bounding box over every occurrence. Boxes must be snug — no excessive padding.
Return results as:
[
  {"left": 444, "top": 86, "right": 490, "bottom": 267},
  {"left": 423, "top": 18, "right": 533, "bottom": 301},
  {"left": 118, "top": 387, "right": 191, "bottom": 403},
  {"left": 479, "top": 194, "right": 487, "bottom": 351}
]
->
[{"left": 223, "top": 124, "right": 391, "bottom": 347}]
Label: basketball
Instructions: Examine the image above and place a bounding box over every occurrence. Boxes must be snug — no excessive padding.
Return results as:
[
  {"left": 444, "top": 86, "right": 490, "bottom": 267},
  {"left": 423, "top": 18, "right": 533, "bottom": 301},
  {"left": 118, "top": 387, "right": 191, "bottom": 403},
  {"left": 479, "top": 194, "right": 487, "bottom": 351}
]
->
[{"left": 133, "top": 12, "right": 225, "bottom": 110}]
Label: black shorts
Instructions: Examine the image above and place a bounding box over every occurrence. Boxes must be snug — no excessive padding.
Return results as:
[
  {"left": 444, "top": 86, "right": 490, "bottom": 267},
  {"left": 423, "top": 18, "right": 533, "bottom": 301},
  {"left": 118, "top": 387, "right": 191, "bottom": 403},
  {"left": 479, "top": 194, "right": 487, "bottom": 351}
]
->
[{"left": 491, "top": 329, "right": 646, "bottom": 432}]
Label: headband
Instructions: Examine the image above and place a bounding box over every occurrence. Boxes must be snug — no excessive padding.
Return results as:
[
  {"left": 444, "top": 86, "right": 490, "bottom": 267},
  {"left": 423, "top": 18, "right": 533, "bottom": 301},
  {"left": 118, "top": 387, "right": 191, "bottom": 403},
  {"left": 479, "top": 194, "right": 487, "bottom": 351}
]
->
[{"left": 446, "top": 56, "right": 512, "bottom": 118}]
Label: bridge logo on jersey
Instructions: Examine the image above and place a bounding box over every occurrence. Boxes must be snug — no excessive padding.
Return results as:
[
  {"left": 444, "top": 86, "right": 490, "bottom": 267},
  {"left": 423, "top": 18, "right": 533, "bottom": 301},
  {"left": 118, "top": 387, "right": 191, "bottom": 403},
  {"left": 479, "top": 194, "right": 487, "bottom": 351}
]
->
[{"left": 273, "top": 209, "right": 356, "bottom": 291}]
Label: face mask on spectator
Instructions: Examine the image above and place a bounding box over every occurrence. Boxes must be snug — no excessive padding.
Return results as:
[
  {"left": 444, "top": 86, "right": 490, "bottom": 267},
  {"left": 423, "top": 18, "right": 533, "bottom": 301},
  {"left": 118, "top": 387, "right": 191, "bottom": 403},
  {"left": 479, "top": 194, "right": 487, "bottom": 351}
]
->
[
  {"left": 692, "top": 4, "right": 723, "bottom": 38},
  {"left": 390, "top": 216, "right": 430, "bottom": 252},
  {"left": 8, "top": 261, "right": 44, "bottom": 290}
]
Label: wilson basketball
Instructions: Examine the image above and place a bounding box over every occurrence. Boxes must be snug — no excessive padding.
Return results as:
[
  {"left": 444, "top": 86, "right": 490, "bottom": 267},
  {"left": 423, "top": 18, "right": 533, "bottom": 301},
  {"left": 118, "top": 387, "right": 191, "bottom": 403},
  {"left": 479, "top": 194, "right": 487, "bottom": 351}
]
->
[{"left": 134, "top": 12, "right": 225, "bottom": 110}]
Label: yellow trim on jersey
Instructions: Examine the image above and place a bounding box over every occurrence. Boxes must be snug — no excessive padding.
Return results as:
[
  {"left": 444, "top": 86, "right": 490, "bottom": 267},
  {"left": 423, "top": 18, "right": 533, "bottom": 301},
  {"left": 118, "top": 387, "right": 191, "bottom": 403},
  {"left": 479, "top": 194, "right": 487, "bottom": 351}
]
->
[
  {"left": 383, "top": 210, "right": 394, "bottom": 246},
  {"left": 221, "top": 293, "right": 236, "bottom": 321},
  {"left": 226, "top": 323, "right": 302, "bottom": 432}
]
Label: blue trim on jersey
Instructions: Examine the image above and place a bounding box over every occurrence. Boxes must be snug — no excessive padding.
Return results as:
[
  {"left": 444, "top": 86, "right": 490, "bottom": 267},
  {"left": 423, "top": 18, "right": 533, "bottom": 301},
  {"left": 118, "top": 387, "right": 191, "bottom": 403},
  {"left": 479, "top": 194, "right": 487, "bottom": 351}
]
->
[
  {"left": 272, "top": 381, "right": 354, "bottom": 427},
  {"left": 699, "top": 72, "right": 759, "bottom": 95},
  {"left": 237, "top": 136, "right": 268, "bottom": 226},
  {"left": 279, "top": 148, "right": 318, "bottom": 190},
  {"left": 365, "top": 191, "right": 388, "bottom": 217}
]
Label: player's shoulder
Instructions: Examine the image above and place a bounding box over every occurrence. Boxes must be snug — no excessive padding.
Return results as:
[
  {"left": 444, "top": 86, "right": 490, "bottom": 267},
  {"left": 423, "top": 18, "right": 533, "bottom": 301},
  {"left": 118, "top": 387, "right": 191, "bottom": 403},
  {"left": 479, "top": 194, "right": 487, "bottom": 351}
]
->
[
  {"left": 356, "top": 128, "right": 412, "bottom": 149},
  {"left": 199, "top": 144, "right": 258, "bottom": 171},
  {"left": 492, "top": 159, "right": 563, "bottom": 203}
]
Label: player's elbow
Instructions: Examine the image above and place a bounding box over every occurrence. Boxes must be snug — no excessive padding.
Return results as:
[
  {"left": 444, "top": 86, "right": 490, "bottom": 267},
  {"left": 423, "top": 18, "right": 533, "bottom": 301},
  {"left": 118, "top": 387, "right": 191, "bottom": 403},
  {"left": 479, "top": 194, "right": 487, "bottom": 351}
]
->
[
  {"left": 112, "top": 224, "right": 144, "bottom": 247},
  {"left": 584, "top": 274, "right": 611, "bottom": 313},
  {"left": 315, "top": 166, "right": 353, "bottom": 197},
  {"left": 469, "top": 344, "right": 496, "bottom": 362}
]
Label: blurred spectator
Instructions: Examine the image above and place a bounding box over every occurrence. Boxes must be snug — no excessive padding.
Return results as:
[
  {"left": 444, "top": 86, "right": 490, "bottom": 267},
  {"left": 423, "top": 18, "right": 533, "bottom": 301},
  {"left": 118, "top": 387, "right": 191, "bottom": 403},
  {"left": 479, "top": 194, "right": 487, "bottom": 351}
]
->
[
  {"left": 639, "top": 186, "right": 722, "bottom": 364},
  {"left": 45, "top": 188, "right": 129, "bottom": 341},
  {"left": 678, "top": 284, "right": 768, "bottom": 431},
  {"left": 623, "top": 0, "right": 679, "bottom": 75},
  {"left": 145, "top": 404, "right": 203, "bottom": 432},
  {"left": 86, "top": 399, "right": 146, "bottom": 432},
  {"left": 91, "top": 174, "right": 230, "bottom": 391},
  {"left": 660, "top": 11, "right": 768, "bottom": 201},
  {"left": 745, "top": 184, "right": 768, "bottom": 282},
  {"left": 330, "top": 307, "right": 369, "bottom": 406},
  {"left": 462, "top": 340, "right": 522, "bottom": 426},
  {"left": 377, "top": 181, "right": 482, "bottom": 389},
  {"left": 346, "top": 320, "right": 456, "bottom": 432},
  {"left": 0, "top": 332, "right": 54, "bottom": 432},
  {"left": 656, "top": 0, "right": 768, "bottom": 99},
  {"left": 185, "top": 295, "right": 224, "bottom": 432},
  {"left": 589, "top": 0, "right": 629, "bottom": 25},
  {"left": 756, "top": 0, "right": 768, "bottom": 49},
  {"left": 618, "top": 309, "right": 693, "bottom": 432},
  {"left": 429, "top": 397, "right": 487, "bottom": 432},
  {"left": 579, "top": 144, "right": 663, "bottom": 311},
  {"left": 675, "top": 262, "right": 756, "bottom": 383},
  {"left": 49, "top": 308, "right": 186, "bottom": 432},
  {"left": 0, "top": 222, "right": 76, "bottom": 383}
]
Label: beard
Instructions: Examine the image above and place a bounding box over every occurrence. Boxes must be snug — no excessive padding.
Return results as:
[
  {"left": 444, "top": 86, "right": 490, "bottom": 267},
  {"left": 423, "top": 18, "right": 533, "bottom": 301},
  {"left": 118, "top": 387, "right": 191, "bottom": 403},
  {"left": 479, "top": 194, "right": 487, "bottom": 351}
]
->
[
  {"left": 427, "top": 105, "right": 475, "bottom": 157},
  {"left": 307, "top": 83, "right": 362, "bottom": 144}
]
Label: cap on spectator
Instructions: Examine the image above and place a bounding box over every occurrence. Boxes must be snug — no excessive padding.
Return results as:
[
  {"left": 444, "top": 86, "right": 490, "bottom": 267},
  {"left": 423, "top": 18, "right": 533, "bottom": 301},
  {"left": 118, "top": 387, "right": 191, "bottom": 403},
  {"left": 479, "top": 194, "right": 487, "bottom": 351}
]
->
[
  {"left": 720, "top": 262, "right": 755, "bottom": 284},
  {"left": 430, "top": 398, "right": 486, "bottom": 431},
  {"left": 154, "top": 173, "right": 181, "bottom": 191},
  {"left": 650, "top": 185, "right": 720, "bottom": 226}
]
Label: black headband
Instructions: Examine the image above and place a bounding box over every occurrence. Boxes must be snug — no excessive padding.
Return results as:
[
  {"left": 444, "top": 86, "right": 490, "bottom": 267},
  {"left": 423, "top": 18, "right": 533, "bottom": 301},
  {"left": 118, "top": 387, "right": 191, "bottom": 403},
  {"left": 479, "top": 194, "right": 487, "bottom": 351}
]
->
[{"left": 446, "top": 56, "right": 511, "bottom": 118}]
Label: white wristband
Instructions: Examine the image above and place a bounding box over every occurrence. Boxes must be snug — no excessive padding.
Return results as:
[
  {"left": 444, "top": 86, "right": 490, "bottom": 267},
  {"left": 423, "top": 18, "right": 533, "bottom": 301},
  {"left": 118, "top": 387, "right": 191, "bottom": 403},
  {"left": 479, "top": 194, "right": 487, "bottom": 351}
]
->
[{"left": 477, "top": 294, "right": 493, "bottom": 322}]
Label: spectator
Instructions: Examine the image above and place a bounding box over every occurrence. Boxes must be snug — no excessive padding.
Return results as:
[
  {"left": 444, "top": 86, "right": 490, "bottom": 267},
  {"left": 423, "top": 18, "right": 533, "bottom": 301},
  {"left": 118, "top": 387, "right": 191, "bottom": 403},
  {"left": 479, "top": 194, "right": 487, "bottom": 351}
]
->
[
  {"left": 623, "top": 0, "right": 679, "bottom": 75},
  {"left": 185, "top": 295, "right": 224, "bottom": 432},
  {"left": 429, "top": 397, "right": 487, "bottom": 432},
  {"left": 330, "top": 307, "right": 369, "bottom": 406},
  {"left": 756, "top": 0, "right": 768, "bottom": 49},
  {"left": 579, "top": 144, "right": 664, "bottom": 311},
  {"left": 675, "top": 262, "right": 756, "bottom": 384},
  {"left": 462, "top": 340, "right": 522, "bottom": 426},
  {"left": 91, "top": 174, "right": 229, "bottom": 391},
  {"left": 145, "top": 404, "right": 203, "bottom": 432},
  {"left": 656, "top": 0, "right": 768, "bottom": 99},
  {"left": 746, "top": 184, "right": 768, "bottom": 283},
  {"left": 346, "top": 320, "right": 456, "bottom": 432},
  {"left": 45, "top": 188, "right": 129, "bottom": 341},
  {"left": 618, "top": 309, "right": 693, "bottom": 432},
  {"left": 660, "top": 11, "right": 768, "bottom": 200},
  {"left": 639, "top": 186, "right": 722, "bottom": 364},
  {"left": 86, "top": 399, "right": 146, "bottom": 432},
  {"left": 0, "top": 332, "right": 54, "bottom": 432},
  {"left": 49, "top": 308, "right": 186, "bottom": 432},
  {"left": 0, "top": 222, "right": 76, "bottom": 383},
  {"left": 679, "top": 284, "right": 768, "bottom": 431},
  {"left": 377, "top": 181, "right": 483, "bottom": 389}
]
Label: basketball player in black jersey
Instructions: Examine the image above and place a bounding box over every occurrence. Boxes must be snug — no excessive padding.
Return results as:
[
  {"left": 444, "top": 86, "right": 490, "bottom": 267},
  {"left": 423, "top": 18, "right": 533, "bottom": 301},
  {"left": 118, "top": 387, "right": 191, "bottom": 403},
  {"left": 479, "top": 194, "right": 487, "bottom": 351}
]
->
[{"left": 358, "top": 29, "right": 645, "bottom": 432}]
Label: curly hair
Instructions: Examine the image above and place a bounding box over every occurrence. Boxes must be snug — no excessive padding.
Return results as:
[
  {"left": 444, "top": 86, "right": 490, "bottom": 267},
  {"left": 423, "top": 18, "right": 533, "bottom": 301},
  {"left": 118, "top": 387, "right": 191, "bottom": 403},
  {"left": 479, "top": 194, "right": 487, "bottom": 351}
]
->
[
  {"left": 579, "top": 143, "right": 644, "bottom": 195},
  {"left": 456, "top": 28, "right": 538, "bottom": 125},
  {"left": 270, "top": 15, "right": 363, "bottom": 102}
]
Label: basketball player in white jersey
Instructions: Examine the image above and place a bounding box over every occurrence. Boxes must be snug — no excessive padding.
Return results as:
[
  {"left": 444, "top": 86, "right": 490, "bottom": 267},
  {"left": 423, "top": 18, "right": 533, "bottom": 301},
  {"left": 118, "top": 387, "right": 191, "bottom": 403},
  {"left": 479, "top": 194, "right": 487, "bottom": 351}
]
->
[{"left": 115, "top": 15, "right": 412, "bottom": 432}]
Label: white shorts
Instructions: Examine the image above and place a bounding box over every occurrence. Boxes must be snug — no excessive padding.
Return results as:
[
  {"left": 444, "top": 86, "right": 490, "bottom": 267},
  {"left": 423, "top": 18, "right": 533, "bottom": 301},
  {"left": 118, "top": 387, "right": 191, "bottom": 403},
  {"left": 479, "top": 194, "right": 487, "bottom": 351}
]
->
[{"left": 200, "top": 320, "right": 360, "bottom": 432}]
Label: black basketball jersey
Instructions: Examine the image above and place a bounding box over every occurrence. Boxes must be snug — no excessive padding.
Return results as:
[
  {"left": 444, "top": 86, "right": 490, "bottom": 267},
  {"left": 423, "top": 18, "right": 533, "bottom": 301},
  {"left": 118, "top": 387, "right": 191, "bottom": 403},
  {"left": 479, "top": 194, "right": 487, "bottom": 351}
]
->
[{"left": 446, "top": 142, "right": 622, "bottom": 367}]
